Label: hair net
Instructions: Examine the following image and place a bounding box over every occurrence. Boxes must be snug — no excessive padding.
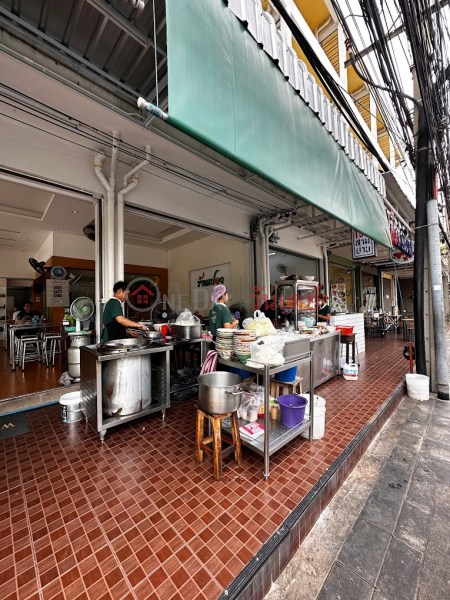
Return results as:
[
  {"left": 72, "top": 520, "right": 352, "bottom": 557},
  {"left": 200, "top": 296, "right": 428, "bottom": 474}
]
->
[{"left": 211, "top": 285, "right": 227, "bottom": 304}]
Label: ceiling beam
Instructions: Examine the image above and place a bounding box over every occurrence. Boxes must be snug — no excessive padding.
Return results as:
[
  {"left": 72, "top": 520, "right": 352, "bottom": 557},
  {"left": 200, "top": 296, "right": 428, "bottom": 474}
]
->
[{"left": 84, "top": 0, "right": 166, "bottom": 55}]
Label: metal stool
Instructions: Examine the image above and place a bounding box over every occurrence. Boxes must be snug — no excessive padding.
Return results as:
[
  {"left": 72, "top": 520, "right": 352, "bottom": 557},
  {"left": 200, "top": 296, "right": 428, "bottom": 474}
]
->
[
  {"left": 270, "top": 377, "right": 303, "bottom": 399},
  {"left": 195, "top": 406, "right": 242, "bottom": 481},
  {"left": 48, "top": 335, "right": 61, "bottom": 366},
  {"left": 19, "top": 336, "right": 43, "bottom": 370},
  {"left": 43, "top": 333, "right": 61, "bottom": 366},
  {"left": 340, "top": 333, "right": 360, "bottom": 366}
]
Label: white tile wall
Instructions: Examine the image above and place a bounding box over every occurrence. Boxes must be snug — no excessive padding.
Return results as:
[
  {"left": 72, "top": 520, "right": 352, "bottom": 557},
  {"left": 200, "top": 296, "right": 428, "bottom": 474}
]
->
[{"left": 330, "top": 313, "right": 365, "bottom": 354}]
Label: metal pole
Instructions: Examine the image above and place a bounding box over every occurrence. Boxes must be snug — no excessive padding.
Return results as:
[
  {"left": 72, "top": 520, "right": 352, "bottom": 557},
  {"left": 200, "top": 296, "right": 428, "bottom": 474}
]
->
[
  {"left": 264, "top": 364, "right": 270, "bottom": 479},
  {"left": 427, "top": 195, "right": 449, "bottom": 398},
  {"left": 413, "top": 103, "right": 428, "bottom": 374}
]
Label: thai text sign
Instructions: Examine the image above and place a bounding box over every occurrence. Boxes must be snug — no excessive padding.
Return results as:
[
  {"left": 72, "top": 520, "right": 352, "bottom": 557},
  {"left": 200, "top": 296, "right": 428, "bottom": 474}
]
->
[
  {"left": 352, "top": 230, "right": 377, "bottom": 259},
  {"left": 190, "top": 263, "right": 231, "bottom": 303},
  {"left": 46, "top": 279, "right": 70, "bottom": 307}
]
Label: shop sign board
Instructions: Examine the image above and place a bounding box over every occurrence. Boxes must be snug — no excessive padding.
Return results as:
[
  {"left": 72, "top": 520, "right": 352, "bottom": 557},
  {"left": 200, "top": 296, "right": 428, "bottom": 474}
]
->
[
  {"left": 352, "top": 230, "right": 377, "bottom": 259},
  {"left": 46, "top": 279, "right": 70, "bottom": 307},
  {"left": 190, "top": 262, "right": 231, "bottom": 304}
]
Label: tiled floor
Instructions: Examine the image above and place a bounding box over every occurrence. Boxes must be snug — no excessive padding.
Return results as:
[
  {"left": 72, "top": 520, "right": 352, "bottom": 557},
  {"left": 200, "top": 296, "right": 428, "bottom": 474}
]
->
[
  {"left": 0, "top": 347, "right": 62, "bottom": 400},
  {"left": 1, "top": 333, "right": 409, "bottom": 600}
]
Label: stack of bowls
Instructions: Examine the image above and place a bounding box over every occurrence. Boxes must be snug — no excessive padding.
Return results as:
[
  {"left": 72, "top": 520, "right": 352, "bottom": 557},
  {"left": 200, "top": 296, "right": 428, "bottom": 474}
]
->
[
  {"left": 233, "top": 330, "right": 256, "bottom": 363},
  {"left": 216, "top": 328, "right": 234, "bottom": 360}
]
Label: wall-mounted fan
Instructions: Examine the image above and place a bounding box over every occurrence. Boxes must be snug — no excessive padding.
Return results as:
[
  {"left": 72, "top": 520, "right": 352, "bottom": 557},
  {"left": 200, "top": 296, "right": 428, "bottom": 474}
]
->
[
  {"left": 276, "top": 263, "right": 289, "bottom": 276},
  {"left": 83, "top": 220, "right": 95, "bottom": 242},
  {"left": 29, "top": 258, "right": 51, "bottom": 275}
]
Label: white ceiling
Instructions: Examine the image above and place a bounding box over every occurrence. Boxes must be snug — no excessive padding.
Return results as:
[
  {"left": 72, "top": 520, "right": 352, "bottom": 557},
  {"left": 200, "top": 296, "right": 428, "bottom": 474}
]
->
[{"left": 0, "top": 178, "right": 208, "bottom": 256}]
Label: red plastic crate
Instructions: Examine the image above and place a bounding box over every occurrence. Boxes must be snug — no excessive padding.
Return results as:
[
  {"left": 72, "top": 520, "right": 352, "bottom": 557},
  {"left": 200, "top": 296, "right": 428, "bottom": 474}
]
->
[{"left": 336, "top": 326, "right": 354, "bottom": 335}]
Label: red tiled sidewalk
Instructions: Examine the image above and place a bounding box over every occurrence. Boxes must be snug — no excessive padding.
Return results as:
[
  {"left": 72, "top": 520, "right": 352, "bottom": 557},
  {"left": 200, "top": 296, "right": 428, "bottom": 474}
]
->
[{"left": 0, "top": 334, "right": 409, "bottom": 600}]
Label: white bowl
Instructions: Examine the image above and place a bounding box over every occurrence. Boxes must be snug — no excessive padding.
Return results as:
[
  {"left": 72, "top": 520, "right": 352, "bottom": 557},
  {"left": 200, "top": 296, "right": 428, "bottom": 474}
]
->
[
  {"left": 325, "top": 326, "right": 336, "bottom": 333},
  {"left": 304, "top": 275, "right": 315, "bottom": 281},
  {"left": 153, "top": 323, "right": 166, "bottom": 332}
]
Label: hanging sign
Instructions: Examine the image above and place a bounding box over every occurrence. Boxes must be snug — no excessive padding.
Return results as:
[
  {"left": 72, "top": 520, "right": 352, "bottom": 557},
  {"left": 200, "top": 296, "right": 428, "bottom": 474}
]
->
[
  {"left": 352, "top": 230, "right": 377, "bottom": 259},
  {"left": 390, "top": 248, "right": 414, "bottom": 265},
  {"left": 46, "top": 279, "right": 70, "bottom": 307},
  {"left": 387, "top": 210, "right": 414, "bottom": 256}
]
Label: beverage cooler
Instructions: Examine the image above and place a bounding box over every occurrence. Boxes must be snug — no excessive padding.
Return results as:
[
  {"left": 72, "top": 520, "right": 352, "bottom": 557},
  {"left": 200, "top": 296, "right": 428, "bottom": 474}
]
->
[{"left": 275, "top": 280, "right": 319, "bottom": 328}]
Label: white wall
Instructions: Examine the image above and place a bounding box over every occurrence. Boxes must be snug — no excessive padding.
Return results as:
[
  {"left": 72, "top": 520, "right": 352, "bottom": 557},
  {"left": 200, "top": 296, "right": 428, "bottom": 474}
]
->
[
  {"left": 36, "top": 232, "right": 54, "bottom": 264},
  {"left": 52, "top": 232, "right": 168, "bottom": 268},
  {"left": 0, "top": 251, "right": 36, "bottom": 278},
  {"left": 168, "top": 236, "right": 252, "bottom": 314}
]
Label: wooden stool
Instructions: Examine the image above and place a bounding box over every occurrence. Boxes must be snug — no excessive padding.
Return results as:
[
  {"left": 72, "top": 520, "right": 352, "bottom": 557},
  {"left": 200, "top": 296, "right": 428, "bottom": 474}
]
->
[
  {"left": 340, "top": 333, "right": 360, "bottom": 366},
  {"left": 195, "top": 406, "right": 242, "bottom": 481},
  {"left": 270, "top": 377, "right": 303, "bottom": 398}
]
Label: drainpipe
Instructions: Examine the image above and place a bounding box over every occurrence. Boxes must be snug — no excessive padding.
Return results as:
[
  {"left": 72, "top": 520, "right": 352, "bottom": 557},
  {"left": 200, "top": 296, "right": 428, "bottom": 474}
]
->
[
  {"left": 115, "top": 146, "right": 151, "bottom": 281},
  {"left": 94, "top": 151, "right": 112, "bottom": 300},
  {"left": 94, "top": 199, "right": 102, "bottom": 343}
]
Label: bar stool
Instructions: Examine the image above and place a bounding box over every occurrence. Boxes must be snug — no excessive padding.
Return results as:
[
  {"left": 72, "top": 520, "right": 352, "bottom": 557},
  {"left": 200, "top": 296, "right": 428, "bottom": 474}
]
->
[
  {"left": 48, "top": 335, "right": 61, "bottom": 366},
  {"left": 340, "top": 333, "right": 360, "bottom": 366},
  {"left": 270, "top": 377, "right": 303, "bottom": 399},
  {"left": 195, "top": 405, "right": 242, "bottom": 481},
  {"left": 19, "top": 336, "right": 43, "bottom": 370},
  {"left": 43, "top": 333, "right": 61, "bottom": 366}
]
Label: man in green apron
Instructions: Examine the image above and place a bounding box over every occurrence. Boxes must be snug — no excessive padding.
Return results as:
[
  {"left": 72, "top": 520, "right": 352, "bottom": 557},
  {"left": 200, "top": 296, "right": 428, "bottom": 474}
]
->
[{"left": 103, "top": 281, "right": 148, "bottom": 341}]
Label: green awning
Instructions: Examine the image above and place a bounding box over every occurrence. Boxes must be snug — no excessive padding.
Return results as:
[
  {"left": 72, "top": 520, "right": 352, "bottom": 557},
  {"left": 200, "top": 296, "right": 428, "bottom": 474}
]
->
[{"left": 166, "top": 0, "right": 392, "bottom": 247}]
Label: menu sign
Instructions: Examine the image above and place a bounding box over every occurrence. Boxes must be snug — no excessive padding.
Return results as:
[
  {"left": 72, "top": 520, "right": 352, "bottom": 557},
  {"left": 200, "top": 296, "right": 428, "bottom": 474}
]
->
[
  {"left": 331, "top": 283, "right": 347, "bottom": 313},
  {"left": 46, "top": 279, "right": 70, "bottom": 307},
  {"left": 352, "top": 230, "right": 377, "bottom": 259}
]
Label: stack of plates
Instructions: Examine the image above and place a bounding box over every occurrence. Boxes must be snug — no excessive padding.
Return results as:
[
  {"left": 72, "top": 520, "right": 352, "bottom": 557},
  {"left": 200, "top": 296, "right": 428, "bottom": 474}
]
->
[
  {"left": 216, "top": 328, "right": 234, "bottom": 359},
  {"left": 233, "top": 330, "right": 256, "bottom": 363}
]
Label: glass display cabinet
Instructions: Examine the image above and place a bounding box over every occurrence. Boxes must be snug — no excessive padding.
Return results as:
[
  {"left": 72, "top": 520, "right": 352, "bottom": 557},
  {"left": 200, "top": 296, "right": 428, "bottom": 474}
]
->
[{"left": 275, "top": 280, "right": 319, "bottom": 328}]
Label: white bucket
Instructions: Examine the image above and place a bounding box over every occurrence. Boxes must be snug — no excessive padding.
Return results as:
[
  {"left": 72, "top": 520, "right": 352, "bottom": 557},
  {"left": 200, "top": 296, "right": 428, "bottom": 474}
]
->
[
  {"left": 406, "top": 374, "right": 430, "bottom": 400},
  {"left": 343, "top": 363, "right": 358, "bottom": 381},
  {"left": 300, "top": 394, "right": 326, "bottom": 439},
  {"left": 60, "top": 391, "right": 83, "bottom": 423}
]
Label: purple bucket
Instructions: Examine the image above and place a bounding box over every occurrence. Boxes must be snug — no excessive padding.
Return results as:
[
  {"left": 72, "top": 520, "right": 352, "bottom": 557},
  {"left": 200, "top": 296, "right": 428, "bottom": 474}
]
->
[{"left": 278, "top": 394, "right": 308, "bottom": 428}]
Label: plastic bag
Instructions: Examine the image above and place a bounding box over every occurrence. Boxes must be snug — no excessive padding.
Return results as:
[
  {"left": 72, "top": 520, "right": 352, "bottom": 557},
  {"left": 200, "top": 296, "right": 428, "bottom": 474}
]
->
[
  {"left": 175, "top": 308, "right": 200, "bottom": 326},
  {"left": 59, "top": 371, "right": 73, "bottom": 387},
  {"left": 249, "top": 335, "right": 286, "bottom": 366},
  {"left": 244, "top": 310, "right": 276, "bottom": 337},
  {"left": 237, "top": 392, "right": 262, "bottom": 421}
]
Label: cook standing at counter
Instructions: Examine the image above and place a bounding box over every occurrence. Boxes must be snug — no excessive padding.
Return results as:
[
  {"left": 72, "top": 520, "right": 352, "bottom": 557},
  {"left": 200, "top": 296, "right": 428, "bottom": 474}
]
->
[
  {"left": 103, "top": 281, "right": 148, "bottom": 341},
  {"left": 209, "top": 285, "right": 238, "bottom": 341},
  {"left": 318, "top": 293, "right": 331, "bottom": 322}
]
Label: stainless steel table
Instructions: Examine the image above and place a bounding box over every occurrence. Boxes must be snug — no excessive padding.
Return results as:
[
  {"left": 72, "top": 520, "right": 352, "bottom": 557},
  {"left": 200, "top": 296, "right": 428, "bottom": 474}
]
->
[
  {"left": 8, "top": 322, "right": 63, "bottom": 370},
  {"left": 219, "top": 350, "right": 314, "bottom": 480}
]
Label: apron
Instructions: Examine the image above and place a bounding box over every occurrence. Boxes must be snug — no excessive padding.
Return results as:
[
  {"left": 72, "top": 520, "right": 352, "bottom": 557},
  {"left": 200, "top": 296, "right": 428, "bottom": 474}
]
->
[{"left": 103, "top": 298, "right": 127, "bottom": 341}]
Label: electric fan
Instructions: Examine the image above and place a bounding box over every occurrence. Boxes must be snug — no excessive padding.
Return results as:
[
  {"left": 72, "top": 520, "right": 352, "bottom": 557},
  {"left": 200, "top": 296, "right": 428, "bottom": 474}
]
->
[
  {"left": 70, "top": 297, "right": 95, "bottom": 332},
  {"left": 150, "top": 302, "right": 175, "bottom": 323}
]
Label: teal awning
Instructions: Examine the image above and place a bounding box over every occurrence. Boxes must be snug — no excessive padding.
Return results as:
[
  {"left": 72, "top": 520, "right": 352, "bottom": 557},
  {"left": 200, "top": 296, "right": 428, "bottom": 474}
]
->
[{"left": 166, "top": 0, "right": 392, "bottom": 247}]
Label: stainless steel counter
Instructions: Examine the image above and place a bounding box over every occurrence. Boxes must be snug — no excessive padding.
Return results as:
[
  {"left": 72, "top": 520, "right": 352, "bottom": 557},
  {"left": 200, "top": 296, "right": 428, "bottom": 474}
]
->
[
  {"left": 297, "top": 331, "right": 340, "bottom": 390},
  {"left": 80, "top": 343, "right": 172, "bottom": 441}
]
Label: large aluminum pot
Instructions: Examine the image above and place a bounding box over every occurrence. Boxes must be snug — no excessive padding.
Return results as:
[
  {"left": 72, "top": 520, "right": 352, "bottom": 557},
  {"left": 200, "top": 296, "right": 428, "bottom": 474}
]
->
[
  {"left": 169, "top": 323, "right": 202, "bottom": 339},
  {"left": 102, "top": 354, "right": 151, "bottom": 417},
  {"left": 198, "top": 372, "right": 243, "bottom": 414}
]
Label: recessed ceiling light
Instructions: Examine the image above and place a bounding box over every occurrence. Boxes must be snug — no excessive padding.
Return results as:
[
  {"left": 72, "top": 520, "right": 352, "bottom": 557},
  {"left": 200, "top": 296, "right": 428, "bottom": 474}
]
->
[
  {"left": 71, "top": 210, "right": 79, "bottom": 214},
  {"left": 26, "top": 239, "right": 32, "bottom": 241},
  {"left": 58, "top": 228, "right": 65, "bottom": 231}
]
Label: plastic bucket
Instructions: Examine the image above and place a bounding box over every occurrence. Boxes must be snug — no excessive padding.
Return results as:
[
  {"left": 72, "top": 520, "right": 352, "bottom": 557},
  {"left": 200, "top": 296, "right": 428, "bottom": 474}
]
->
[
  {"left": 406, "top": 373, "right": 429, "bottom": 400},
  {"left": 300, "top": 394, "right": 326, "bottom": 439},
  {"left": 274, "top": 366, "right": 297, "bottom": 382},
  {"left": 228, "top": 366, "right": 250, "bottom": 379},
  {"left": 278, "top": 394, "right": 307, "bottom": 427},
  {"left": 60, "top": 391, "right": 83, "bottom": 423}
]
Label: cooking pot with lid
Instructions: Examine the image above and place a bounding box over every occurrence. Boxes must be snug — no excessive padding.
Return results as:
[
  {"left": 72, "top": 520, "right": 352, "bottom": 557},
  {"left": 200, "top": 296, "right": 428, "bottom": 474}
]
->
[{"left": 198, "top": 372, "right": 243, "bottom": 414}]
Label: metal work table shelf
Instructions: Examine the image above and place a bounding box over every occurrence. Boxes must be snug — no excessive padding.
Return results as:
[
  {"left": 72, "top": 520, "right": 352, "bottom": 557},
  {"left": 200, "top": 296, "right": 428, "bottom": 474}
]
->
[
  {"left": 219, "top": 351, "right": 314, "bottom": 479},
  {"left": 80, "top": 344, "right": 172, "bottom": 441}
]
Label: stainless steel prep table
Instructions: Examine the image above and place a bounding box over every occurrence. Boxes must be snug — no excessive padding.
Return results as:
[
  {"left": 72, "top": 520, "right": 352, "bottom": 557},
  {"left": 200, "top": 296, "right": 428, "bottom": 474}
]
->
[
  {"left": 297, "top": 331, "right": 340, "bottom": 389},
  {"left": 219, "top": 347, "right": 314, "bottom": 480},
  {"left": 80, "top": 343, "right": 172, "bottom": 441}
]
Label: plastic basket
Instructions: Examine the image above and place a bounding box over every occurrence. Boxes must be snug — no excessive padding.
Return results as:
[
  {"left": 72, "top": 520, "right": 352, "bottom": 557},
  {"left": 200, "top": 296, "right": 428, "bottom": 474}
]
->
[
  {"left": 336, "top": 326, "right": 354, "bottom": 335},
  {"left": 274, "top": 366, "right": 297, "bottom": 382},
  {"left": 278, "top": 394, "right": 307, "bottom": 427}
]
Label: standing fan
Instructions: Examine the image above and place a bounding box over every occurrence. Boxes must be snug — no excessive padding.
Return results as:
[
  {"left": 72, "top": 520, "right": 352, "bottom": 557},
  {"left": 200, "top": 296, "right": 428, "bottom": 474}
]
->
[{"left": 70, "top": 297, "right": 95, "bottom": 332}]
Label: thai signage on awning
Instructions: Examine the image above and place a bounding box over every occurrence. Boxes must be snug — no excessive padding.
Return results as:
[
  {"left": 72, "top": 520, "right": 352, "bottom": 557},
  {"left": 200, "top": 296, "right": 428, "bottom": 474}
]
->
[
  {"left": 165, "top": 0, "right": 392, "bottom": 247},
  {"left": 387, "top": 210, "right": 414, "bottom": 257}
]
